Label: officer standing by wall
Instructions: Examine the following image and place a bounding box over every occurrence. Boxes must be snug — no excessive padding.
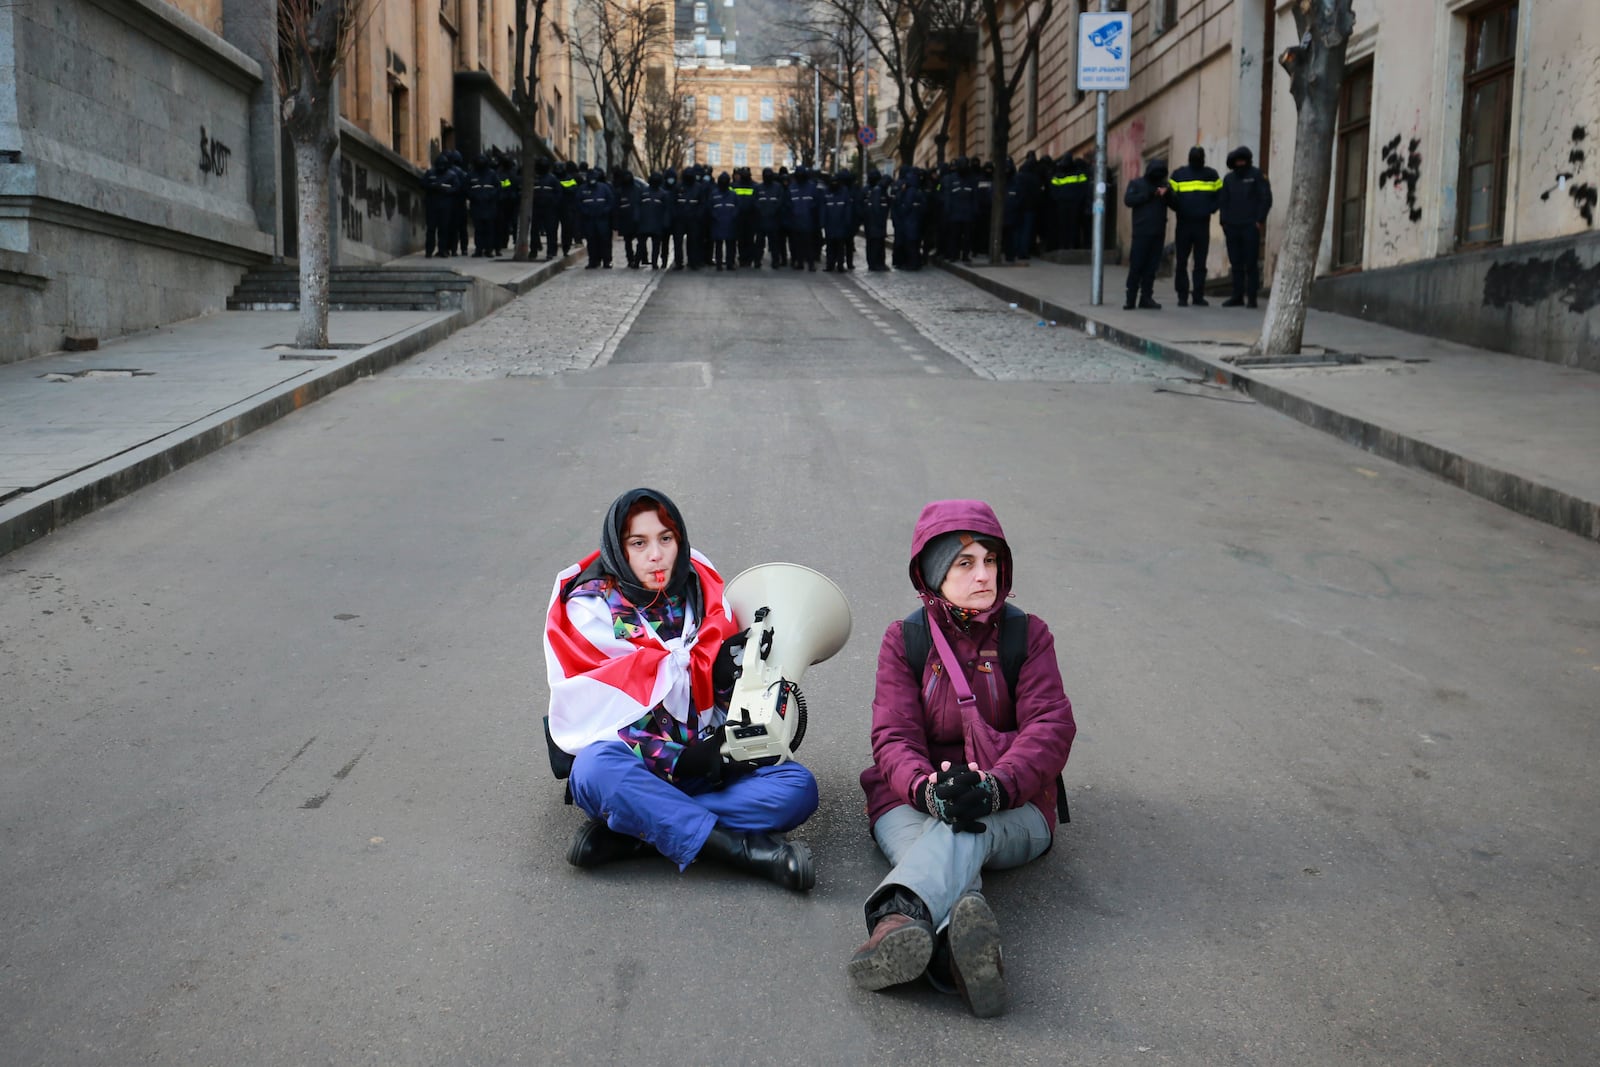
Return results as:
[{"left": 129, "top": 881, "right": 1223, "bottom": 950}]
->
[
  {"left": 1122, "top": 157, "right": 1175, "bottom": 309},
  {"left": 1168, "top": 146, "right": 1222, "bottom": 306},
  {"left": 422, "top": 153, "right": 457, "bottom": 258},
  {"left": 1218, "top": 145, "right": 1273, "bottom": 307}
]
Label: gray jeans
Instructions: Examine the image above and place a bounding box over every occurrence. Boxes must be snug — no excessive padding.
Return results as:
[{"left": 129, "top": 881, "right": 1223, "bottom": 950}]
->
[{"left": 869, "top": 803, "right": 1052, "bottom": 931}]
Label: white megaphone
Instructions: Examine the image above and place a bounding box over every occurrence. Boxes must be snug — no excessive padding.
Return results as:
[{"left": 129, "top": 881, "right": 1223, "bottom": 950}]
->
[{"left": 720, "top": 563, "right": 853, "bottom": 765}]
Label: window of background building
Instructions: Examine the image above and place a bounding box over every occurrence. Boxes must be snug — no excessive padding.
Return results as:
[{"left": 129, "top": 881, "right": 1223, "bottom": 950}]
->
[
  {"left": 761, "top": 96, "right": 774, "bottom": 122},
  {"left": 760, "top": 143, "right": 774, "bottom": 166},
  {"left": 733, "top": 143, "right": 748, "bottom": 166},
  {"left": 390, "top": 84, "right": 409, "bottom": 156},
  {"left": 734, "top": 96, "right": 749, "bottom": 121},
  {"left": 1332, "top": 62, "right": 1372, "bottom": 269},
  {"left": 783, "top": 147, "right": 794, "bottom": 167},
  {"left": 1152, "top": 0, "right": 1177, "bottom": 36},
  {"left": 684, "top": 95, "right": 695, "bottom": 121},
  {"left": 1457, "top": 1, "right": 1517, "bottom": 246},
  {"left": 477, "top": 0, "right": 488, "bottom": 68},
  {"left": 708, "top": 96, "right": 723, "bottom": 121},
  {"left": 694, "top": 2, "right": 707, "bottom": 22}
]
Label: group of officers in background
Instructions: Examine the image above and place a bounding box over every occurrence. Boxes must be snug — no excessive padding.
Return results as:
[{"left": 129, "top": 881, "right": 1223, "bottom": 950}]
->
[
  {"left": 421, "top": 150, "right": 1103, "bottom": 274},
  {"left": 419, "top": 146, "right": 1274, "bottom": 307}
]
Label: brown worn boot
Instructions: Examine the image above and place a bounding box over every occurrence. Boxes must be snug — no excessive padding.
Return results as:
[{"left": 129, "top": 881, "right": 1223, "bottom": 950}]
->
[
  {"left": 847, "top": 913, "right": 936, "bottom": 991},
  {"left": 948, "top": 892, "right": 1006, "bottom": 1017}
]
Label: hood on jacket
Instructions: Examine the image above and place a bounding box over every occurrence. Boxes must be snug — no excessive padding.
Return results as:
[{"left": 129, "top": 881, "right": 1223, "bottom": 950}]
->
[
  {"left": 564, "top": 487, "right": 700, "bottom": 618},
  {"left": 1226, "top": 145, "right": 1254, "bottom": 169},
  {"left": 1144, "top": 157, "right": 1169, "bottom": 182},
  {"left": 1188, "top": 145, "right": 1206, "bottom": 168},
  {"left": 907, "top": 500, "right": 1014, "bottom": 615}
]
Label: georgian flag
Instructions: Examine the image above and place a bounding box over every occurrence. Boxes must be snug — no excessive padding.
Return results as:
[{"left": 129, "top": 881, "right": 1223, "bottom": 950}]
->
[{"left": 544, "top": 548, "right": 738, "bottom": 754}]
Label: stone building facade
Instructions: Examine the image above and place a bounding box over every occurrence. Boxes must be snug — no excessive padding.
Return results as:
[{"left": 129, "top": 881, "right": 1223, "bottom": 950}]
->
[
  {"left": 1, "top": 0, "right": 576, "bottom": 364},
  {"left": 678, "top": 63, "right": 791, "bottom": 172},
  {"left": 917, "top": 0, "right": 1598, "bottom": 368}
]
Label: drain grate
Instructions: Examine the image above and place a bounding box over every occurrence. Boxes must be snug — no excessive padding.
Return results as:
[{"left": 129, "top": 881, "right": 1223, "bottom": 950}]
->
[{"left": 39, "top": 369, "right": 155, "bottom": 382}]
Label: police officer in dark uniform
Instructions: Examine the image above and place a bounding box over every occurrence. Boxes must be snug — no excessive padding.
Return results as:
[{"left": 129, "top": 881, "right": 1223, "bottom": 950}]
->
[
  {"left": 447, "top": 151, "right": 470, "bottom": 256},
  {"left": 612, "top": 167, "right": 641, "bottom": 267},
  {"left": 1168, "top": 146, "right": 1221, "bottom": 306},
  {"left": 422, "top": 153, "right": 457, "bottom": 258},
  {"left": 784, "top": 166, "right": 818, "bottom": 271},
  {"left": 1122, "top": 157, "right": 1176, "bottom": 309},
  {"left": 468, "top": 155, "right": 501, "bottom": 257},
  {"left": 893, "top": 167, "right": 928, "bottom": 271},
  {"left": 579, "top": 167, "right": 615, "bottom": 268},
  {"left": 754, "top": 167, "right": 786, "bottom": 267},
  {"left": 532, "top": 158, "right": 561, "bottom": 260},
  {"left": 862, "top": 167, "right": 891, "bottom": 272},
  {"left": 558, "top": 162, "right": 582, "bottom": 254},
  {"left": 1219, "top": 145, "right": 1273, "bottom": 307},
  {"left": 638, "top": 171, "right": 671, "bottom": 269}
]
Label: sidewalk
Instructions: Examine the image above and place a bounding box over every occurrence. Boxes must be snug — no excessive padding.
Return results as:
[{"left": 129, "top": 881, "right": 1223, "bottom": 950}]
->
[
  {"left": 0, "top": 250, "right": 578, "bottom": 556},
  {"left": 943, "top": 257, "right": 1599, "bottom": 542}
]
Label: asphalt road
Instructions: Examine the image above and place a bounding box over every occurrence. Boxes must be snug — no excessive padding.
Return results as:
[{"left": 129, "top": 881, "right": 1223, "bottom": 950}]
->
[{"left": 2, "top": 268, "right": 1597, "bottom": 1065}]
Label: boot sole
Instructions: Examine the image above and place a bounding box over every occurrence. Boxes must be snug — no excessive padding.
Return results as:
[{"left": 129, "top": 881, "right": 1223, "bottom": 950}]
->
[
  {"left": 781, "top": 840, "right": 816, "bottom": 893},
  {"left": 847, "top": 922, "right": 935, "bottom": 991},
  {"left": 949, "top": 893, "right": 1006, "bottom": 1017}
]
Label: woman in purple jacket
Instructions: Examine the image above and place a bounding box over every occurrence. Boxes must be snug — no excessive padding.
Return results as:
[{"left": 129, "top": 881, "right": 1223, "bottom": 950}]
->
[{"left": 848, "top": 499, "right": 1076, "bottom": 1016}]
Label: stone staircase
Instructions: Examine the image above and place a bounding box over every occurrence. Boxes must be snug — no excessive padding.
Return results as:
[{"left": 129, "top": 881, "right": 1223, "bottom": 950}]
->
[{"left": 227, "top": 265, "right": 476, "bottom": 312}]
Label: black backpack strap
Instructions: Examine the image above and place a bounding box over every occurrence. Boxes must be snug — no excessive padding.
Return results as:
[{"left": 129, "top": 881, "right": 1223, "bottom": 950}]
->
[
  {"left": 998, "top": 603, "right": 1028, "bottom": 697},
  {"left": 901, "top": 607, "right": 931, "bottom": 679}
]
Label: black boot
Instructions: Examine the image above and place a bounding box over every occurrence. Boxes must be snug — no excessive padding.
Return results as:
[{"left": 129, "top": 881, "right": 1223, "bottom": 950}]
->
[
  {"left": 1138, "top": 295, "right": 1162, "bottom": 310},
  {"left": 697, "top": 825, "right": 814, "bottom": 892},
  {"left": 567, "top": 818, "right": 655, "bottom": 868}
]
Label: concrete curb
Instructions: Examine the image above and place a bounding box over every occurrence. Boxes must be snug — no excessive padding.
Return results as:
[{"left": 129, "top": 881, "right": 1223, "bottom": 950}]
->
[
  {"left": 938, "top": 260, "right": 1599, "bottom": 543},
  {"left": 0, "top": 251, "right": 583, "bottom": 558}
]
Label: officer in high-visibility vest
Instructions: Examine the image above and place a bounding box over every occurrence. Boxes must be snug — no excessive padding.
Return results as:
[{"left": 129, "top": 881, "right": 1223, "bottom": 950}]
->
[
  {"left": 1168, "top": 146, "right": 1223, "bottom": 306},
  {"left": 732, "top": 167, "right": 759, "bottom": 268},
  {"left": 1045, "top": 157, "right": 1089, "bottom": 252}
]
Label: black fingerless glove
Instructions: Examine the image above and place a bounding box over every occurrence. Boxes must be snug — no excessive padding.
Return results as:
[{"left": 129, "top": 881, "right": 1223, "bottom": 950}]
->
[
  {"left": 712, "top": 629, "right": 749, "bottom": 691},
  {"left": 937, "top": 772, "right": 1007, "bottom": 834}
]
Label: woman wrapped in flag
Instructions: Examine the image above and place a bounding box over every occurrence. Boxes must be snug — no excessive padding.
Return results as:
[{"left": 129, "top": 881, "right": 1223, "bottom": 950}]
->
[{"left": 544, "top": 487, "right": 819, "bottom": 891}]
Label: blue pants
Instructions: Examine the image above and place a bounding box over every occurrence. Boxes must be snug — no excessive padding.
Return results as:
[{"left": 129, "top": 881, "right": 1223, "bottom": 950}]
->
[{"left": 568, "top": 741, "right": 819, "bottom": 870}]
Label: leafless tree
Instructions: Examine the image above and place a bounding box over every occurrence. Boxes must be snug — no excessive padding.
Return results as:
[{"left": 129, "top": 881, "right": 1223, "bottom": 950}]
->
[
  {"left": 796, "top": 0, "right": 979, "bottom": 168},
  {"left": 640, "top": 67, "right": 696, "bottom": 174},
  {"left": 511, "top": 0, "right": 552, "bottom": 261},
  {"left": 1255, "top": 0, "right": 1358, "bottom": 356},
  {"left": 779, "top": 10, "right": 870, "bottom": 172},
  {"left": 976, "top": 0, "right": 1054, "bottom": 260},
  {"left": 275, "top": 0, "right": 372, "bottom": 348},
  {"left": 773, "top": 60, "right": 838, "bottom": 167},
  {"left": 571, "top": 0, "right": 673, "bottom": 171}
]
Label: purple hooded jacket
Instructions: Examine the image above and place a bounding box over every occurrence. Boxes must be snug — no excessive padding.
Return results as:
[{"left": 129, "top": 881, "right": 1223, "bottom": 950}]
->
[{"left": 859, "top": 500, "right": 1077, "bottom": 833}]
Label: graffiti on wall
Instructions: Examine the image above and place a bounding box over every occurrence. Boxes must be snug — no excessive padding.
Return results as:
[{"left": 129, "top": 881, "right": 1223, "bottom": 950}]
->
[
  {"left": 1538, "top": 125, "right": 1595, "bottom": 227},
  {"left": 1483, "top": 248, "right": 1600, "bottom": 315},
  {"left": 199, "top": 126, "right": 231, "bottom": 178},
  {"left": 339, "top": 157, "right": 417, "bottom": 242},
  {"left": 1378, "top": 135, "right": 1422, "bottom": 223}
]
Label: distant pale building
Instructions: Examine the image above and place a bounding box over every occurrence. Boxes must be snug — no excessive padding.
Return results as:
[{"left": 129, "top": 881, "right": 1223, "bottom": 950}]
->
[{"left": 678, "top": 64, "right": 788, "bottom": 173}]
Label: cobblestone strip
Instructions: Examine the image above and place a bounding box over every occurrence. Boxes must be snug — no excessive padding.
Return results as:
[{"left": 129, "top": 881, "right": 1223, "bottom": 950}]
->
[
  {"left": 396, "top": 267, "right": 662, "bottom": 380},
  {"left": 846, "top": 261, "right": 1166, "bottom": 384}
]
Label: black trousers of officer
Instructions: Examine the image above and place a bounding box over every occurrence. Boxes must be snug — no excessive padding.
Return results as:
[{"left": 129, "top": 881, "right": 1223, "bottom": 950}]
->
[
  {"left": 451, "top": 201, "right": 468, "bottom": 254},
  {"left": 584, "top": 223, "right": 611, "bottom": 267},
  {"left": 1223, "top": 223, "right": 1262, "bottom": 301},
  {"left": 866, "top": 233, "right": 887, "bottom": 270},
  {"left": 787, "top": 229, "right": 814, "bottom": 269},
  {"left": 1125, "top": 231, "right": 1163, "bottom": 302},
  {"left": 425, "top": 199, "right": 450, "bottom": 256},
  {"left": 671, "top": 229, "right": 690, "bottom": 268},
  {"left": 472, "top": 213, "right": 497, "bottom": 255},
  {"left": 1173, "top": 218, "right": 1210, "bottom": 301}
]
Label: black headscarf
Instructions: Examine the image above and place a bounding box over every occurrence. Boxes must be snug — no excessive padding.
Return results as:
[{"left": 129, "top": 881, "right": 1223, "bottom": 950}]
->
[{"left": 563, "top": 488, "right": 701, "bottom": 620}]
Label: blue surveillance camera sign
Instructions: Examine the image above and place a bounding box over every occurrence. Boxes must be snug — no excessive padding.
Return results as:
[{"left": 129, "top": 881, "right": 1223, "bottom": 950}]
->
[{"left": 1078, "top": 12, "right": 1132, "bottom": 91}]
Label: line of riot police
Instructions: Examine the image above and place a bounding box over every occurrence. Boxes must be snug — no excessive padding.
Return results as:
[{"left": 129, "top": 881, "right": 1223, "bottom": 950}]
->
[{"left": 420, "top": 150, "right": 1099, "bottom": 271}]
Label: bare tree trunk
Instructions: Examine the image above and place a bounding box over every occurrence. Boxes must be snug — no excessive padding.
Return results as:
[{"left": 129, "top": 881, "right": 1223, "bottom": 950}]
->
[
  {"left": 1256, "top": 0, "right": 1355, "bottom": 356},
  {"left": 292, "top": 134, "right": 336, "bottom": 348}
]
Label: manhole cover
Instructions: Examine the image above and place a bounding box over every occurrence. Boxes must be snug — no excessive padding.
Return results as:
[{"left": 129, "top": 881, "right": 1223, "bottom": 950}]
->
[{"left": 39, "top": 369, "right": 154, "bottom": 381}]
